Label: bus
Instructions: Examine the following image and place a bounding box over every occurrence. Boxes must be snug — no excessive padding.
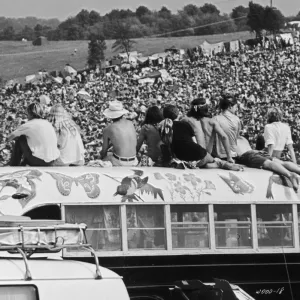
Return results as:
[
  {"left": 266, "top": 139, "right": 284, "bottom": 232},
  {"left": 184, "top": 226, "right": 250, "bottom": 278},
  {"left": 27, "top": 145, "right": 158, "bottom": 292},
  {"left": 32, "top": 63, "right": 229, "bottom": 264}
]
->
[{"left": 0, "top": 166, "right": 299, "bottom": 300}]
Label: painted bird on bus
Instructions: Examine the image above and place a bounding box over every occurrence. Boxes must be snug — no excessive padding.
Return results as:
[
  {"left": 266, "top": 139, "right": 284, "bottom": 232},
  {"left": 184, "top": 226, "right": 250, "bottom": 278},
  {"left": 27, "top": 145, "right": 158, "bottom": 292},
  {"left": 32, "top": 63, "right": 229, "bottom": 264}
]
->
[
  {"left": 266, "top": 174, "right": 295, "bottom": 200},
  {"left": 107, "top": 170, "right": 164, "bottom": 202}
]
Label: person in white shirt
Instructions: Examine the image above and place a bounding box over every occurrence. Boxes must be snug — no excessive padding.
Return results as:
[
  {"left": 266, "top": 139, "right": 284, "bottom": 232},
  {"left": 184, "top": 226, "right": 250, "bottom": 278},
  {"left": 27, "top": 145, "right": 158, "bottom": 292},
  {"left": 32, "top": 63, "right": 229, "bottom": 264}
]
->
[
  {"left": 48, "top": 104, "right": 85, "bottom": 166},
  {"left": 8, "top": 102, "right": 60, "bottom": 166},
  {"left": 264, "top": 107, "right": 296, "bottom": 163}
]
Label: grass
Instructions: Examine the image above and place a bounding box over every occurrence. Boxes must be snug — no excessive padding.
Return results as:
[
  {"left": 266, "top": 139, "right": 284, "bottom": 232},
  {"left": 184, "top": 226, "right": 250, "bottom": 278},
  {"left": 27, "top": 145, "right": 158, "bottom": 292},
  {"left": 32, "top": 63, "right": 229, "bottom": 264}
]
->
[{"left": 0, "top": 31, "right": 254, "bottom": 83}]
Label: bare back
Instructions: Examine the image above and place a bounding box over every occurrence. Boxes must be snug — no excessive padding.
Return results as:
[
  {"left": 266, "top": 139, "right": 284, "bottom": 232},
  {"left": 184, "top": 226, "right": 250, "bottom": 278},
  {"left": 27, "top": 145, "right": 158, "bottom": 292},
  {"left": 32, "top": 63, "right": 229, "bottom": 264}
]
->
[{"left": 106, "top": 119, "right": 137, "bottom": 157}]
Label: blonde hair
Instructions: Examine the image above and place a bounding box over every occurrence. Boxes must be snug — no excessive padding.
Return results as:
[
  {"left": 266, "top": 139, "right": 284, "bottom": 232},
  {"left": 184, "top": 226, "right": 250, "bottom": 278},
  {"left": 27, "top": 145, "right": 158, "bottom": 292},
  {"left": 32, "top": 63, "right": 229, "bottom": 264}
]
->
[{"left": 48, "top": 104, "right": 78, "bottom": 136}]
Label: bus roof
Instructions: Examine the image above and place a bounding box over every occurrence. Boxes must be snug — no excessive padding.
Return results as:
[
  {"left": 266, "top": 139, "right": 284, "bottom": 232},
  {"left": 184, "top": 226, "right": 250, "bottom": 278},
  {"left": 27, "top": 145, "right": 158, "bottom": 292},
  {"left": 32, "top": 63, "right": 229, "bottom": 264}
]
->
[
  {"left": 0, "top": 259, "right": 120, "bottom": 281},
  {"left": 0, "top": 167, "right": 298, "bottom": 215}
]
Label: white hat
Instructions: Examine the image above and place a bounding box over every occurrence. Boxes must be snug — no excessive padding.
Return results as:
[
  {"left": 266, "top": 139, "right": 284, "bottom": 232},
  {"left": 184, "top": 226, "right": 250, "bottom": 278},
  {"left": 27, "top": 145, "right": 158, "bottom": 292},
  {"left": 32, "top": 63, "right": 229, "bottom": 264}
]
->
[{"left": 103, "top": 101, "right": 128, "bottom": 119}]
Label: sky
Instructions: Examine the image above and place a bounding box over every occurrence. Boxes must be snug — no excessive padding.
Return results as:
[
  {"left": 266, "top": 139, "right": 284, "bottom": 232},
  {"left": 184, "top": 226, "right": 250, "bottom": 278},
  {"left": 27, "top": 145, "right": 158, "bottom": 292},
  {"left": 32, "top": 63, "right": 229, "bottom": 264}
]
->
[{"left": 1, "top": 0, "right": 299, "bottom": 20}]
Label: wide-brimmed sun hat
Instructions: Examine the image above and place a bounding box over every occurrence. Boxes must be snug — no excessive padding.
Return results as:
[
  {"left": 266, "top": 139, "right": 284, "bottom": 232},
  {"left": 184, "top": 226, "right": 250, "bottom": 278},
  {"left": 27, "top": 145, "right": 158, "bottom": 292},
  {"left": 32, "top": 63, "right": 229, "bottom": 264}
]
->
[{"left": 103, "top": 101, "right": 128, "bottom": 119}]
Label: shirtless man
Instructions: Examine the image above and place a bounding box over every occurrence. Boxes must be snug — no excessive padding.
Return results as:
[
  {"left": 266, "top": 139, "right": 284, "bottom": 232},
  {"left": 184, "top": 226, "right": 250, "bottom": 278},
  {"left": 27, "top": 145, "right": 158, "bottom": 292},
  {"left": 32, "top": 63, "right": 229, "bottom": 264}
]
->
[{"left": 100, "top": 101, "right": 138, "bottom": 166}]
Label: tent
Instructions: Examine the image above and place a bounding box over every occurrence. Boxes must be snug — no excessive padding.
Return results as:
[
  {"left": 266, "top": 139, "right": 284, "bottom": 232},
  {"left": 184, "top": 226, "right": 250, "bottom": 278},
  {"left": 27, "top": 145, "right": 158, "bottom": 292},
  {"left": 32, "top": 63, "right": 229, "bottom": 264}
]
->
[
  {"left": 25, "top": 74, "right": 42, "bottom": 83},
  {"left": 137, "top": 57, "right": 149, "bottom": 65},
  {"left": 32, "top": 36, "right": 48, "bottom": 46},
  {"left": 200, "top": 40, "right": 224, "bottom": 55},
  {"left": 64, "top": 65, "right": 77, "bottom": 76},
  {"left": 149, "top": 53, "right": 168, "bottom": 60}
]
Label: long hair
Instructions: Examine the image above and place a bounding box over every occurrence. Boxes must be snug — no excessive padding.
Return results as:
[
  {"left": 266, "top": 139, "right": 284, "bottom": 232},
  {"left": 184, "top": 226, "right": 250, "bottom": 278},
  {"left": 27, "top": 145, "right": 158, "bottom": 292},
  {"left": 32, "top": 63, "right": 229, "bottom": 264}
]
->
[
  {"left": 163, "top": 105, "right": 179, "bottom": 121},
  {"left": 143, "top": 106, "right": 163, "bottom": 126},
  {"left": 27, "top": 102, "right": 45, "bottom": 119},
  {"left": 266, "top": 107, "right": 282, "bottom": 123},
  {"left": 48, "top": 104, "right": 78, "bottom": 136},
  {"left": 187, "top": 98, "right": 209, "bottom": 120}
]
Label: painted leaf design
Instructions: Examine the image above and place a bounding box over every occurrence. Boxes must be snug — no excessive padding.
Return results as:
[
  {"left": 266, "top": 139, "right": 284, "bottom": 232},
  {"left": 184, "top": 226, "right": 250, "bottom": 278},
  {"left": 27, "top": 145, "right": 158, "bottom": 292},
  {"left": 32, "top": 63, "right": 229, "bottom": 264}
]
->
[
  {"left": 154, "top": 172, "right": 165, "bottom": 180},
  {"left": 204, "top": 180, "right": 216, "bottom": 190},
  {"left": 0, "top": 195, "right": 10, "bottom": 201}
]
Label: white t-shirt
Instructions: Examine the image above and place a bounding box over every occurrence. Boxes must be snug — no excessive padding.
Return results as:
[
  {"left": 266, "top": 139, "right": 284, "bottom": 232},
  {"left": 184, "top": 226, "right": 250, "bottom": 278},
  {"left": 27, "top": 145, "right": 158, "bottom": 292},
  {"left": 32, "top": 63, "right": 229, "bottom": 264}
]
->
[
  {"left": 12, "top": 119, "right": 60, "bottom": 162},
  {"left": 264, "top": 122, "right": 293, "bottom": 150},
  {"left": 58, "top": 129, "right": 85, "bottom": 165}
]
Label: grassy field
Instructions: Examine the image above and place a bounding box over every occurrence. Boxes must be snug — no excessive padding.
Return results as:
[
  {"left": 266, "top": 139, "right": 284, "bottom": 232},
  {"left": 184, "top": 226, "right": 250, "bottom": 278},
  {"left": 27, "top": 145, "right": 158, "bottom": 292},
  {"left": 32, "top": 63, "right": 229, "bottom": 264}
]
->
[{"left": 0, "top": 31, "right": 254, "bottom": 83}]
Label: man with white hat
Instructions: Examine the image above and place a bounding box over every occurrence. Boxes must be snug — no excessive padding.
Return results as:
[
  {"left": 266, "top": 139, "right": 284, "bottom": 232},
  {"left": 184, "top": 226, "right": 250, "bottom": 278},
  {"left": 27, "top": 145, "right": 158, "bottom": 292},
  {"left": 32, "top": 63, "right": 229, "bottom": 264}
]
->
[{"left": 100, "top": 101, "right": 138, "bottom": 166}]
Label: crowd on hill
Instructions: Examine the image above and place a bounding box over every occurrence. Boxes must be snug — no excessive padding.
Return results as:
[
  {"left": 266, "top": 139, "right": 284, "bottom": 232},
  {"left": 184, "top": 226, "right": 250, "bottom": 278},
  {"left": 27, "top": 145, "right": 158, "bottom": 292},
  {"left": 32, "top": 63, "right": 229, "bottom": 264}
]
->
[{"left": 1, "top": 38, "right": 300, "bottom": 169}]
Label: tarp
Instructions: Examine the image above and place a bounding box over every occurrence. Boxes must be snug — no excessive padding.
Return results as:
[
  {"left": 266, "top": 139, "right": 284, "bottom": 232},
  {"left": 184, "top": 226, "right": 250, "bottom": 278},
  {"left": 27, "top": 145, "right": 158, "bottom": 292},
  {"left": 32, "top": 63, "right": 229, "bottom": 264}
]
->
[
  {"left": 159, "top": 69, "right": 173, "bottom": 82},
  {"left": 149, "top": 53, "right": 168, "bottom": 60},
  {"left": 64, "top": 65, "right": 77, "bottom": 76},
  {"left": 200, "top": 40, "right": 224, "bottom": 55},
  {"left": 25, "top": 74, "right": 42, "bottom": 83},
  {"left": 137, "top": 57, "right": 149, "bottom": 64},
  {"left": 144, "top": 71, "right": 161, "bottom": 78},
  {"left": 230, "top": 40, "right": 240, "bottom": 52},
  {"left": 280, "top": 33, "right": 294, "bottom": 45},
  {"left": 138, "top": 78, "right": 155, "bottom": 85},
  {"left": 118, "top": 51, "right": 138, "bottom": 59}
]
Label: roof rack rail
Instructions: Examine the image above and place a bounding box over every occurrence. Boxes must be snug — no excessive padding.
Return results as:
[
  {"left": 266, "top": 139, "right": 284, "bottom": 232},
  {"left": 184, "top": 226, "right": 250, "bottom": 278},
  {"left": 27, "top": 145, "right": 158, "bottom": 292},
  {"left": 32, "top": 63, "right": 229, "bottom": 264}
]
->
[{"left": 0, "top": 220, "right": 102, "bottom": 281}]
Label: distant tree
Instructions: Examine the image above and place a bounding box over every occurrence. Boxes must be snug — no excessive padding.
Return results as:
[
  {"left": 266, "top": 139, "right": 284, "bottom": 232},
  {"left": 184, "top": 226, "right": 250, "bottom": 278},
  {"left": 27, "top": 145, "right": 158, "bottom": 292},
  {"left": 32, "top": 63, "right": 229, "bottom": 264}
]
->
[
  {"left": 158, "top": 6, "right": 172, "bottom": 19},
  {"left": 200, "top": 3, "right": 220, "bottom": 15},
  {"left": 247, "top": 1, "right": 265, "bottom": 37},
  {"left": 34, "top": 24, "right": 43, "bottom": 38},
  {"left": 75, "top": 9, "right": 90, "bottom": 27},
  {"left": 263, "top": 6, "right": 285, "bottom": 34},
  {"left": 231, "top": 5, "right": 249, "bottom": 31},
  {"left": 87, "top": 34, "right": 106, "bottom": 68},
  {"left": 183, "top": 4, "right": 199, "bottom": 16},
  {"left": 21, "top": 25, "right": 34, "bottom": 40},
  {"left": 112, "top": 21, "right": 137, "bottom": 59},
  {"left": 2, "top": 26, "right": 15, "bottom": 40},
  {"left": 89, "top": 10, "right": 101, "bottom": 26},
  {"left": 136, "top": 6, "right": 151, "bottom": 18}
]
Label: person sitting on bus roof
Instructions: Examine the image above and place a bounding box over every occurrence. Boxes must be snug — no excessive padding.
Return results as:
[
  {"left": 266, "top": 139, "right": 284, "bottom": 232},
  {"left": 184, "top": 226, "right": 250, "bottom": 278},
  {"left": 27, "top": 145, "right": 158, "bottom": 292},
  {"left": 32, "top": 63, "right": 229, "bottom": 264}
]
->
[
  {"left": 136, "top": 105, "right": 164, "bottom": 166},
  {"left": 264, "top": 107, "right": 297, "bottom": 163},
  {"left": 100, "top": 101, "right": 138, "bottom": 166},
  {"left": 159, "top": 104, "right": 242, "bottom": 171},
  {"left": 236, "top": 136, "right": 299, "bottom": 192},
  {"left": 48, "top": 104, "right": 85, "bottom": 166},
  {"left": 8, "top": 102, "right": 60, "bottom": 166},
  {"left": 213, "top": 95, "right": 240, "bottom": 161},
  {"left": 187, "top": 97, "right": 234, "bottom": 163}
]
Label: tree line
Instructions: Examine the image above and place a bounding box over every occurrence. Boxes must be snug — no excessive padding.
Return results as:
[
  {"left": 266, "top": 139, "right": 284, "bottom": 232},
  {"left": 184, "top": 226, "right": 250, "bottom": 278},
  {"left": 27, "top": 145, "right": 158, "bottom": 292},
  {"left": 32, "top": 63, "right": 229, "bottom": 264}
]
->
[{"left": 0, "top": 2, "right": 299, "bottom": 41}]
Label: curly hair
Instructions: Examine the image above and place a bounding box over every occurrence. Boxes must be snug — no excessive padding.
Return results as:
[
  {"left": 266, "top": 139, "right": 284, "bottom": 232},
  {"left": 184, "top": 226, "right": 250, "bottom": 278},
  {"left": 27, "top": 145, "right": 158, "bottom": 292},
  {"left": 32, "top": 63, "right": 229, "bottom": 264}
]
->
[{"left": 143, "top": 106, "right": 163, "bottom": 125}]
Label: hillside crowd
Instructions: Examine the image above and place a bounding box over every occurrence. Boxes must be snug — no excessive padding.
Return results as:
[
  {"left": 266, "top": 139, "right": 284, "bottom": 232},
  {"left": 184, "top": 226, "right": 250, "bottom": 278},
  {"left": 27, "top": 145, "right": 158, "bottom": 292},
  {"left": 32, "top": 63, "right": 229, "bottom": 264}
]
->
[{"left": 1, "top": 38, "right": 300, "bottom": 171}]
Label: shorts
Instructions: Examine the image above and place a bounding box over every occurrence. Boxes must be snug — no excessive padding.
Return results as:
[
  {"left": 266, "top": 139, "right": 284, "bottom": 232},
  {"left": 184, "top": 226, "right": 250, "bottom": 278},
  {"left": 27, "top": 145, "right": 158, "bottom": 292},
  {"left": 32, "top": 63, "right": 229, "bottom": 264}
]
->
[
  {"left": 236, "top": 150, "right": 272, "bottom": 169},
  {"left": 104, "top": 152, "right": 138, "bottom": 167}
]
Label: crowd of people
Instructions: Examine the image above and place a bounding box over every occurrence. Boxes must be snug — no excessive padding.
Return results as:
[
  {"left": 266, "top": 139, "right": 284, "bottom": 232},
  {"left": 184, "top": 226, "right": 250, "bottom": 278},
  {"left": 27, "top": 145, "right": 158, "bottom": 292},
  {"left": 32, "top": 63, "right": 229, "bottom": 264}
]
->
[{"left": 1, "top": 38, "right": 300, "bottom": 178}]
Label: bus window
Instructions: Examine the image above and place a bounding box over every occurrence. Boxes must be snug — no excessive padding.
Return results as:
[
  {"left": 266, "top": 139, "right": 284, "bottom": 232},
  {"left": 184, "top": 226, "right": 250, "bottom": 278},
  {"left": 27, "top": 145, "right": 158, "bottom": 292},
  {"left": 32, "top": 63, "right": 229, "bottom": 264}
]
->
[
  {"left": 0, "top": 286, "right": 37, "bottom": 300},
  {"left": 171, "top": 205, "right": 209, "bottom": 249},
  {"left": 24, "top": 205, "right": 61, "bottom": 220},
  {"left": 256, "top": 205, "right": 293, "bottom": 248},
  {"left": 65, "top": 205, "right": 121, "bottom": 251},
  {"left": 214, "top": 205, "right": 252, "bottom": 248},
  {"left": 126, "top": 205, "right": 165, "bottom": 250}
]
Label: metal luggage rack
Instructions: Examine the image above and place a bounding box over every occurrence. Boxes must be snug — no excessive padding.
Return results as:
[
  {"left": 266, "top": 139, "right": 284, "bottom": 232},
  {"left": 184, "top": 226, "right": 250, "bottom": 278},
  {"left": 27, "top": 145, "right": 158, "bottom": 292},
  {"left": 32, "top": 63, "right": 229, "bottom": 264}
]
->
[{"left": 0, "top": 223, "right": 102, "bottom": 281}]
